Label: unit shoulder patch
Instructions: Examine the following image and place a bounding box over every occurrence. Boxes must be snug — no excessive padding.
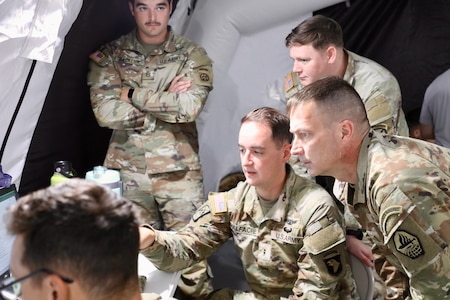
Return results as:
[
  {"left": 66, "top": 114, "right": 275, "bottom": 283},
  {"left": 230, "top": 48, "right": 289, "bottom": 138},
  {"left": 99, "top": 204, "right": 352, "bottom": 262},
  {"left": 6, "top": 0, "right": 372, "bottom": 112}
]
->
[
  {"left": 323, "top": 251, "right": 343, "bottom": 276},
  {"left": 393, "top": 230, "right": 424, "bottom": 259}
]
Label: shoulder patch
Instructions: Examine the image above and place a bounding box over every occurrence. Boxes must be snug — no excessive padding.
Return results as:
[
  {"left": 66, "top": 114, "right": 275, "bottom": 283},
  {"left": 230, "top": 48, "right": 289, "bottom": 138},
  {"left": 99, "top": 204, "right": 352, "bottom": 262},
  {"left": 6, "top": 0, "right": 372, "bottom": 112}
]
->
[
  {"left": 393, "top": 230, "right": 424, "bottom": 259},
  {"left": 89, "top": 50, "right": 107, "bottom": 66},
  {"left": 323, "top": 251, "right": 343, "bottom": 276},
  {"left": 192, "top": 205, "right": 210, "bottom": 222},
  {"left": 210, "top": 193, "right": 228, "bottom": 214},
  {"left": 193, "top": 66, "right": 213, "bottom": 86},
  {"left": 283, "top": 72, "right": 301, "bottom": 99},
  {"left": 284, "top": 72, "right": 295, "bottom": 93}
]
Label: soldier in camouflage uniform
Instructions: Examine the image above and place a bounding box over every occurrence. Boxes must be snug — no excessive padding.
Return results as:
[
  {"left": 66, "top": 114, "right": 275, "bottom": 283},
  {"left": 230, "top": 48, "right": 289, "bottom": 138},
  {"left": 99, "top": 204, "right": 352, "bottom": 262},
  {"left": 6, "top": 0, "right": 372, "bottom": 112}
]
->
[
  {"left": 140, "top": 107, "right": 359, "bottom": 299},
  {"left": 87, "top": 0, "right": 213, "bottom": 298},
  {"left": 287, "top": 77, "right": 450, "bottom": 299},
  {"left": 284, "top": 15, "right": 409, "bottom": 298},
  {"left": 4, "top": 179, "right": 157, "bottom": 300}
]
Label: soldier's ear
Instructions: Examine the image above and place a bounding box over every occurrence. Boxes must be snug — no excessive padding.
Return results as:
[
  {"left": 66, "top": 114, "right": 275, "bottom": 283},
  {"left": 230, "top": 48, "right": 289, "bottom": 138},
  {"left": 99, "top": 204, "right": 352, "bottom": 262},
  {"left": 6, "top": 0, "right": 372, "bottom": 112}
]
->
[
  {"left": 282, "top": 143, "right": 292, "bottom": 162},
  {"left": 128, "top": 1, "right": 135, "bottom": 17},
  {"left": 325, "top": 46, "right": 337, "bottom": 64},
  {"left": 338, "top": 119, "right": 354, "bottom": 141}
]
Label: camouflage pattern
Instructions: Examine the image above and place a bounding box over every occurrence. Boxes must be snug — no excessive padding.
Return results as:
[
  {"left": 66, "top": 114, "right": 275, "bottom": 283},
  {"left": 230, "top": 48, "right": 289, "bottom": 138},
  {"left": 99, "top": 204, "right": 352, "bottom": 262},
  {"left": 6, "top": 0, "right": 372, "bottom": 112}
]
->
[
  {"left": 87, "top": 27, "right": 213, "bottom": 175},
  {"left": 87, "top": 27, "right": 214, "bottom": 298},
  {"left": 342, "top": 51, "right": 408, "bottom": 136},
  {"left": 142, "top": 166, "right": 360, "bottom": 299},
  {"left": 121, "top": 169, "right": 205, "bottom": 230},
  {"left": 287, "top": 50, "right": 408, "bottom": 187},
  {"left": 348, "top": 130, "right": 450, "bottom": 299}
]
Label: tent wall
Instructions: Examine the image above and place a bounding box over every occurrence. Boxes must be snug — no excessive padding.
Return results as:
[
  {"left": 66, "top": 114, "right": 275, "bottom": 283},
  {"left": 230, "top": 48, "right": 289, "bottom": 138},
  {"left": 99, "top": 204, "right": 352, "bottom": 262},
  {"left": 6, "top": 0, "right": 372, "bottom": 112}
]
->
[
  {"left": 9, "top": 0, "right": 450, "bottom": 196},
  {"left": 0, "top": 0, "right": 83, "bottom": 190}
]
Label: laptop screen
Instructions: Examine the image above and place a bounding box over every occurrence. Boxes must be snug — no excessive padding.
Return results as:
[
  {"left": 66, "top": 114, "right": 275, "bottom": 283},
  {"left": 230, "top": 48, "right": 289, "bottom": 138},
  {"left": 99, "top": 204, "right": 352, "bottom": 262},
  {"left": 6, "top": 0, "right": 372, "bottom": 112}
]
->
[{"left": 0, "top": 185, "right": 18, "bottom": 276}]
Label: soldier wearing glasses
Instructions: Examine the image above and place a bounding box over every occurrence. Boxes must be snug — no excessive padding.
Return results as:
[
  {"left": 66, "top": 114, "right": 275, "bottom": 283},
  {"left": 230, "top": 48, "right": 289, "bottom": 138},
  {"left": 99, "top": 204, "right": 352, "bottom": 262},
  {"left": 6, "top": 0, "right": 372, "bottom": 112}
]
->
[{"left": 0, "top": 179, "right": 160, "bottom": 300}]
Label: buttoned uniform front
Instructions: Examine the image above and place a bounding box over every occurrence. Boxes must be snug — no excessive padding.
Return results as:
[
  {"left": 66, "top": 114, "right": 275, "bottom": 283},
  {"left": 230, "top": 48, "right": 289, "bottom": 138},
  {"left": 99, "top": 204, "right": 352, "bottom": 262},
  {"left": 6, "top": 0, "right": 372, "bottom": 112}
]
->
[
  {"left": 348, "top": 129, "right": 450, "bottom": 299},
  {"left": 87, "top": 26, "right": 214, "bottom": 298},
  {"left": 141, "top": 166, "right": 359, "bottom": 300}
]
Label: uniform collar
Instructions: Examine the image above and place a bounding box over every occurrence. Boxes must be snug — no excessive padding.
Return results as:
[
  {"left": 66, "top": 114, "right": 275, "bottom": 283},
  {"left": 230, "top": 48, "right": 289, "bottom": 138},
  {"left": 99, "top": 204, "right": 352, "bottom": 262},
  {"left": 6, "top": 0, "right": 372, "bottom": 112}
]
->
[
  {"left": 129, "top": 26, "right": 178, "bottom": 54},
  {"left": 352, "top": 130, "right": 374, "bottom": 206},
  {"left": 342, "top": 49, "right": 355, "bottom": 85},
  {"left": 243, "top": 165, "right": 293, "bottom": 223}
]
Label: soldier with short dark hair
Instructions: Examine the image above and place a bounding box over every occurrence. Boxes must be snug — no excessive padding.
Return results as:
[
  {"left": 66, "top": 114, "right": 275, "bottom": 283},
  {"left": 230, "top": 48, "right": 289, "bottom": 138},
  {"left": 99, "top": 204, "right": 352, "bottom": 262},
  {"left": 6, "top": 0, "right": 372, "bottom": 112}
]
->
[
  {"left": 87, "top": 0, "right": 213, "bottom": 297},
  {"left": 1, "top": 179, "right": 161, "bottom": 300},
  {"left": 140, "top": 107, "right": 359, "bottom": 299},
  {"left": 288, "top": 76, "right": 450, "bottom": 299}
]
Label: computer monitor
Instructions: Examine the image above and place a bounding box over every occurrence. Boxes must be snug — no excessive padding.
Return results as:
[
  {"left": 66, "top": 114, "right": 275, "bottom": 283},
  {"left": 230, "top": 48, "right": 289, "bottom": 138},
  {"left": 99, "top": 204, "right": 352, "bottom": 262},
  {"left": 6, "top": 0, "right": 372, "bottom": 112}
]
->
[{"left": 0, "top": 185, "right": 18, "bottom": 277}]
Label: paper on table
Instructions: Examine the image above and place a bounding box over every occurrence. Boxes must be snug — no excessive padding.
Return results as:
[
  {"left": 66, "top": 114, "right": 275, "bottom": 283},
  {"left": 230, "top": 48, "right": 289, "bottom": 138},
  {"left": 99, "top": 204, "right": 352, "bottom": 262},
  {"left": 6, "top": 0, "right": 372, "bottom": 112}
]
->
[{"left": 138, "top": 253, "right": 181, "bottom": 299}]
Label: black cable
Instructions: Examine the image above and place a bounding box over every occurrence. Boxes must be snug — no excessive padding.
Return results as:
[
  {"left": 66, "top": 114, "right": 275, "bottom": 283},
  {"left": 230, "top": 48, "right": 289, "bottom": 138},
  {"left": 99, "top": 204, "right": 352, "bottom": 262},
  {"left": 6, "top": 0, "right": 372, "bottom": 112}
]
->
[{"left": 0, "top": 59, "right": 37, "bottom": 162}]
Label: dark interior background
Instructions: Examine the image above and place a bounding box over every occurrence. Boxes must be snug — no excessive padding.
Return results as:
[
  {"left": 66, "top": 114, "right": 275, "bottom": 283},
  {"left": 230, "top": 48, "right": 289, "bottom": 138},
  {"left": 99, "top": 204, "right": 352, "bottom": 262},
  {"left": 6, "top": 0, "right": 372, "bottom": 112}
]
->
[{"left": 19, "top": 0, "right": 450, "bottom": 195}]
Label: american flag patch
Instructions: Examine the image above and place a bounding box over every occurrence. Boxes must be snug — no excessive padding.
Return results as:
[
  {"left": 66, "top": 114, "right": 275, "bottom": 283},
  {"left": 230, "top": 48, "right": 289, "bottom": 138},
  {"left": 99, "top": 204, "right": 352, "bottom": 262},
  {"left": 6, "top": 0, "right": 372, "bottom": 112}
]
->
[{"left": 89, "top": 50, "right": 106, "bottom": 63}]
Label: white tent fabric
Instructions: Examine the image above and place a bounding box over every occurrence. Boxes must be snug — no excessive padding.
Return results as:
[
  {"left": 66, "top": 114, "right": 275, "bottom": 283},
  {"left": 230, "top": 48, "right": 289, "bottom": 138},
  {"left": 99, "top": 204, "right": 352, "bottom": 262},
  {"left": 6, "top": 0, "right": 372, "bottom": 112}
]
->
[
  {"left": 185, "top": 0, "right": 343, "bottom": 194},
  {"left": 0, "top": 0, "right": 83, "bottom": 186},
  {"left": 0, "top": 0, "right": 343, "bottom": 192}
]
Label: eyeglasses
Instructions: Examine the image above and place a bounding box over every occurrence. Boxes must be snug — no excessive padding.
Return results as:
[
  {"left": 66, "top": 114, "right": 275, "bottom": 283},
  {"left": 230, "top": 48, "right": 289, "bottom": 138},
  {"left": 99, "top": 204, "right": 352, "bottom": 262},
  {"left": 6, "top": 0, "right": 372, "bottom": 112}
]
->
[{"left": 0, "top": 268, "right": 73, "bottom": 300}]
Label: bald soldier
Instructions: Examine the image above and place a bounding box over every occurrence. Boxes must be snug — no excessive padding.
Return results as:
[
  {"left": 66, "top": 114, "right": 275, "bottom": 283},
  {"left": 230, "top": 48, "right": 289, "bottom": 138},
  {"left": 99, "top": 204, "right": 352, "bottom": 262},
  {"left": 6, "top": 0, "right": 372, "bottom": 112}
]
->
[
  {"left": 287, "top": 76, "right": 450, "bottom": 299},
  {"left": 140, "top": 107, "right": 359, "bottom": 299}
]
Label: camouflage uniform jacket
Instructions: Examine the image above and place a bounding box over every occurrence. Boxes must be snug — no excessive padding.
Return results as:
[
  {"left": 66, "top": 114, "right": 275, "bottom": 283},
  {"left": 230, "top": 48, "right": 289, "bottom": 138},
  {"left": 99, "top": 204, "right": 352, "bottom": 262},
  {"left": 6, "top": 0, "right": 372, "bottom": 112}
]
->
[
  {"left": 349, "top": 129, "right": 450, "bottom": 299},
  {"left": 342, "top": 50, "right": 408, "bottom": 136},
  {"left": 87, "top": 27, "right": 213, "bottom": 174},
  {"left": 141, "top": 166, "right": 358, "bottom": 299}
]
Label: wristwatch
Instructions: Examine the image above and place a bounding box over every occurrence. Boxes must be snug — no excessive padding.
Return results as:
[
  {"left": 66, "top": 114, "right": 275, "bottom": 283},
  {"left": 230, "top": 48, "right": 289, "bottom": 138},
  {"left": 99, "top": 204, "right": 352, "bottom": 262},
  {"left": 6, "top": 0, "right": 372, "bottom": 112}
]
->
[
  {"left": 128, "top": 88, "right": 134, "bottom": 101},
  {"left": 346, "top": 229, "right": 364, "bottom": 240}
]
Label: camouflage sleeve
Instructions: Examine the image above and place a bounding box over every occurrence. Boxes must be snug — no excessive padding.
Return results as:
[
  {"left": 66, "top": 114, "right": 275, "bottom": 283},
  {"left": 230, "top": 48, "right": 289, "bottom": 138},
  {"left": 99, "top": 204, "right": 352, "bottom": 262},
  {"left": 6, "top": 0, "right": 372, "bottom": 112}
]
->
[
  {"left": 365, "top": 88, "right": 408, "bottom": 136},
  {"left": 380, "top": 186, "right": 450, "bottom": 298},
  {"left": 344, "top": 203, "right": 363, "bottom": 231},
  {"left": 132, "top": 46, "right": 213, "bottom": 123},
  {"left": 87, "top": 46, "right": 146, "bottom": 130},
  {"left": 140, "top": 201, "right": 230, "bottom": 272},
  {"left": 294, "top": 198, "right": 356, "bottom": 299}
]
